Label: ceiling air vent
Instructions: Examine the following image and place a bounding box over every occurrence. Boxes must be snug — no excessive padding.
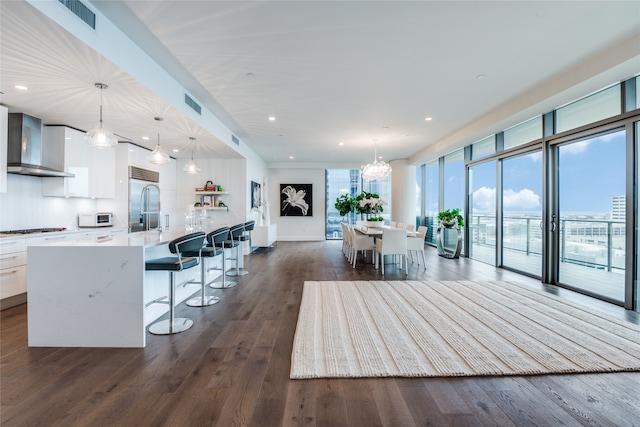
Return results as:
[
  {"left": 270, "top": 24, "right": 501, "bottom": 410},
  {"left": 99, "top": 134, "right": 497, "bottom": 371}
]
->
[
  {"left": 58, "top": 0, "right": 96, "bottom": 29},
  {"left": 184, "top": 94, "right": 202, "bottom": 115},
  {"left": 231, "top": 134, "right": 240, "bottom": 145}
]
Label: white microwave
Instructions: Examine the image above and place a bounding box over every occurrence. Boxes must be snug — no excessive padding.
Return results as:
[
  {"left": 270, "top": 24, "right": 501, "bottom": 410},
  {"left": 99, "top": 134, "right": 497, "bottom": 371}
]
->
[{"left": 78, "top": 212, "right": 113, "bottom": 228}]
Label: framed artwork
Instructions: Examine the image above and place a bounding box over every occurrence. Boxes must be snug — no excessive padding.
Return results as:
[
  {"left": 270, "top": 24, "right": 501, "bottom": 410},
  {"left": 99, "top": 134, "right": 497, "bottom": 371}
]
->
[
  {"left": 251, "top": 181, "right": 261, "bottom": 208},
  {"left": 280, "top": 184, "right": 312, "bottom": 216}
]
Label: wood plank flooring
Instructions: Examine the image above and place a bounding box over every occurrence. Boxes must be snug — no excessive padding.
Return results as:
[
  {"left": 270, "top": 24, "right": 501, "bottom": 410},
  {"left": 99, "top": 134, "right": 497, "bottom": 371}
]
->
[{"left": 1, "top": 241, "right": 639, "bottom": 426}]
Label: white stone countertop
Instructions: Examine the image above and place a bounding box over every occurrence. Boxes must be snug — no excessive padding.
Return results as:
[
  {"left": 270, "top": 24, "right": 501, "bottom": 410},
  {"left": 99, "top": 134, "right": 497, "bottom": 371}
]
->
[{"left": 26, "top": 229, "right": 188, "bottom": 248}]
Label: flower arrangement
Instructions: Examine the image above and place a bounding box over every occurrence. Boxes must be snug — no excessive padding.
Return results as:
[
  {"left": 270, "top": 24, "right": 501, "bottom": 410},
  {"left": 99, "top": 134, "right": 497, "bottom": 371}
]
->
[{"left": 356, "top": 191, "right": 387, "bottom": 221}]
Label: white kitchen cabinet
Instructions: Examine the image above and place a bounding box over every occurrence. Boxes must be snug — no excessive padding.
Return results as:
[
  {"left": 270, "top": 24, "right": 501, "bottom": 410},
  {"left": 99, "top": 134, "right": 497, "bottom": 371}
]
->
[
  {"left": 252, "top": 223, "right": 277, "bottom": 248},
  {"left": 0, "top": 105, "right": 7, "bottom": 193},
  {"left": 0, "top": 237, "right": 27, "bottom": 302},
  {"left": 42, "top": 126, "right": 115, "bottom": 198}
]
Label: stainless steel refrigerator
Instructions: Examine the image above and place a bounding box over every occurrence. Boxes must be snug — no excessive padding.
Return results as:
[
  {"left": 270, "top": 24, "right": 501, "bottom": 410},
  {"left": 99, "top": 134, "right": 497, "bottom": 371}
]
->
[{"left": 128, "top": 166, "right": 161, "bottom": 233}]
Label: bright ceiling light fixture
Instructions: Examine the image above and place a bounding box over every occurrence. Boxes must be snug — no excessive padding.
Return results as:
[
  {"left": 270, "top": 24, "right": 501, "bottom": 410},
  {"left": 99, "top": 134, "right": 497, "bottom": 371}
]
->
[
  {"left": 85, "top": 83, "right": 117, "bottom": 149},
  {"left": 147, "top": 116, "right": 170, "bottom": 164},
  {"left": 361, "top": 141, "right": 392, "bottom": 181},
  {"left": 183, "top": 137, "right": 201, "bottom": 174}
]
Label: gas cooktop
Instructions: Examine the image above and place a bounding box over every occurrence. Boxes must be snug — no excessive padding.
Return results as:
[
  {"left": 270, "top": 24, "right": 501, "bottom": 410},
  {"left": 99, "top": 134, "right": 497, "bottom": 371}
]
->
[{"left": 0, "top": 228, "right": 67, "bottom": 235}]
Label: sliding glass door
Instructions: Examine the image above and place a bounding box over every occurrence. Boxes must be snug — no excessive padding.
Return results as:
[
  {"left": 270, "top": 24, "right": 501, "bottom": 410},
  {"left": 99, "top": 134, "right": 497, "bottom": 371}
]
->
[
  {"left": 501, "top": 151, "right": 543, "bottom": 277},
  {"left": 468, "top": 160, "right": 496, "bottom": 265},
  {"left": 555, "top": 129, "right": 626, "bottom": 302}
]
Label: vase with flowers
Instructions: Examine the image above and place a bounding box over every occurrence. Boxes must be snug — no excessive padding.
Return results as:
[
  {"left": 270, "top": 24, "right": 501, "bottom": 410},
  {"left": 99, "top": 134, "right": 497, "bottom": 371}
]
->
[{"left": 356, "top": 191, "right": 387, "bottom": 226}]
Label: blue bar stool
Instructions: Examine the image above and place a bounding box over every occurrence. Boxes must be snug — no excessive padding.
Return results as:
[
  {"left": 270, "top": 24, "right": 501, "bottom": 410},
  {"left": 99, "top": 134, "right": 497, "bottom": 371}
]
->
[
  {"left": 223, "top": 223, "right": 246, "bottom": 278},
  {"left": 145, "top": 232, "right": 205, "bottom": 335},
  {"left": 209, "top": 226, "right": 237, "bottom": 289},
  {"left": 183, "top": 228, "right": 229, "bottom": 307}
]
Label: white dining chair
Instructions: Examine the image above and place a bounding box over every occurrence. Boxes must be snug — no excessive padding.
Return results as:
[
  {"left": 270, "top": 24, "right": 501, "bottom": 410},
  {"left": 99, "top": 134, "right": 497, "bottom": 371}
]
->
[
  {"left": 348, "top": 226, "right": 375, "bottom": 268},
  {"left": 407, "top": 224, "right": 415, "bottom": 231},
  {"left": 396, "top": 222, "right": 405, "bottom": 230},
  {"left": 407, "top": 225, "right": 428, "bottom": 268},
  {"left": 374, "top": 228, "right": 408, "bottom": 275},
  {"left": 390, "top": 221, "right": 397, "bottom": 228}
]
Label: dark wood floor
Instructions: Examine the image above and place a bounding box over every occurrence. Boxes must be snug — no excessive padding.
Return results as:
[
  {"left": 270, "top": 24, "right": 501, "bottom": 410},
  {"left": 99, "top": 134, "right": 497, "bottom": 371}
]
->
[{"left": 2, "top": 241, "right": 639, "bottom": 426}]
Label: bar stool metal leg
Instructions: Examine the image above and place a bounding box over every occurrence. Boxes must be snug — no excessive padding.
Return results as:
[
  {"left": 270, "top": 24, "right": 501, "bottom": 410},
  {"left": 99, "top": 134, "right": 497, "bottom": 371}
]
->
[
  {"left": 225, "top": 243, "right": 248, "bottom": 276},
  {"left": 149, "top": 272, "right": 194, "bottom": 335},
  {"left": 187, "top": 256, "right": 220, "bottom": 306},
  {"left": 210, "top": 246, "right": 237, "bottom": 289}
]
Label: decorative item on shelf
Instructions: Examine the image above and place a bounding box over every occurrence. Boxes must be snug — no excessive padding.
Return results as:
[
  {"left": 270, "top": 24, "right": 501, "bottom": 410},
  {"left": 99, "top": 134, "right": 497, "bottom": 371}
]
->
[
  {"left": 204, "top": 180, "right": 215, "bottom": 191},
  {"left": 147, "top": 116, "right": 170, "bottom": 164},
  {"left": 356, "top": 191, "right": 387, "bottom": 222},
  {"left": 361, "top": 140, "right": 392, "bottom": 181},
  {"left": 84, "top": 83, "right": 117, "bottom": 148},
  {"left": 183, "top": 137, "right": 201, "bottom": 174},
  {"left": 437, "top": 208, "right": 465, "bottom": 228}
]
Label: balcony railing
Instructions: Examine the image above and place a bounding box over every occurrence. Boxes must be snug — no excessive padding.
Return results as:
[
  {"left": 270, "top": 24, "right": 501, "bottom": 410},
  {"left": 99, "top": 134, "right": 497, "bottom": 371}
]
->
[{"left": 465, "top": 215, "right": 625, "bottom": 273}]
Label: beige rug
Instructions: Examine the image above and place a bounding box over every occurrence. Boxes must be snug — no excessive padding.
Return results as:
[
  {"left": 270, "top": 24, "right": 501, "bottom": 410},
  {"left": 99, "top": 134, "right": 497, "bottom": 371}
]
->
[{"left": 290, "top": 280, "right": 640, "bottom": 379}]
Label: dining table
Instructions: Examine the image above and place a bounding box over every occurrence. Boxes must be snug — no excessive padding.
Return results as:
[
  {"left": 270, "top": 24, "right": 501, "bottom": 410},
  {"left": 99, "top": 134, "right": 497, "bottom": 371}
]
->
[{"left": 354, "top": 224, "right": 417, "bottom": 237}]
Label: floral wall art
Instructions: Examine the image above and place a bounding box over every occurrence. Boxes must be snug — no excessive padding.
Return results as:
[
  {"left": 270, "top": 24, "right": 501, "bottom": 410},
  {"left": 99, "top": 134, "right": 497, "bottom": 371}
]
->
[{"left": 280, "top": 184, "right": 312, "bottom": 216}]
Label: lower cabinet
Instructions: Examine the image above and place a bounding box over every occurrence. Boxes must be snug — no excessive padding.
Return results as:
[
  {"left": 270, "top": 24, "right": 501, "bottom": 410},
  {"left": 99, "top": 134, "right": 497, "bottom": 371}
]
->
[
  {"left": 0, "top": 227, "right": 130, "bottom": 310},
  {"left": 0, "top": 237, "right": 27, "bottom": 308},
  {"left": 252, "top": 223, "right": 277, "bottom": 248}
]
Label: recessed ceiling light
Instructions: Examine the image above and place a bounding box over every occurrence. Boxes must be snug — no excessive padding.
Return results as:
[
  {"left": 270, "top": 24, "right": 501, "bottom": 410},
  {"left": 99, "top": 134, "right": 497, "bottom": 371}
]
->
[
  {"left": 247, "top": 72, "right": 255, "bottom": 77},
  {"left": 142, "top": 136, "right": 150, "bottom": 140},
  {"left": 425, "top": 117, "right": 432, "bottom": 121},
  {"left": 289, "top": 156, "right": 294, "bottom": 160},
  {"left": 172, "top": 149, "right": 180, "bottom": 153},
  {"left": 338, "top": 142, "right": 344, "bottom": 146},
  {"left": 14, "top": 85, "right": 28, "bottom": 91},
  {"left": 268, "top": 116, "right": 276, "bottom": 121},
  {"left": 382, "top": 126, "right": 389, "bottom": 129},
  {"left": 476, "top": 74, "right": 486, "bottom": 79}
]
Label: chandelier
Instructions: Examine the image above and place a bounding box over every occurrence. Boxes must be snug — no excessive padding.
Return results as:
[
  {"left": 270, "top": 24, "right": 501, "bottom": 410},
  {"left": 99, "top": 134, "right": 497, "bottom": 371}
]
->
[
  {"left": 147, "top": 116, "right": 170, "bottom": 164},
  {"left": 84, "top": 83, "right": 118, "bottom": 148},
  {"left": 183, "top": 137, "right": 201, "bottom": 174},
  {"left": 361, "top": 142, "right": 392, "bottom": 181}
]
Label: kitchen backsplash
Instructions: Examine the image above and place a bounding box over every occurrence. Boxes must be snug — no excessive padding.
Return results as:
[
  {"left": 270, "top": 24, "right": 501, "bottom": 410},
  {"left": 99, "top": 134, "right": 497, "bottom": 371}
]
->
[{"left": 0, "top": 174, "right": 120, "bottom": 231}]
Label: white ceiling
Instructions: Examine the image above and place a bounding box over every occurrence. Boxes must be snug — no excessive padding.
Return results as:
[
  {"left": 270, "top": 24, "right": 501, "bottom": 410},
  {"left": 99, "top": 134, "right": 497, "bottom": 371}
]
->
[{"left": 1, "top": 1, "right": 639, "bottom": 165}]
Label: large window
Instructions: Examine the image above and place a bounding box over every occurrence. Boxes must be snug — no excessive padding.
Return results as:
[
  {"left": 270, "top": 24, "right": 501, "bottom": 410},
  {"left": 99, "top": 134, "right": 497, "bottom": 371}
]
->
[
  {"left": 556, "top": 85, "right": 621, "bottom": 133},
  {"left": 468, "top": 160, "right": 496, "bottom": 265},
  {"left": 325, "top": 169, "right": 360, "bottom": 239},
  {"left": 424, "top": 159, "right": 439, "bottom": 244},
  {"left": 556, "top": 129, "right": 626, "bottom": 302},
  {"left": 502, "top": 151, "right": 543, "bottom": 277},
  {"left": 504, "top": 116, "right": 542, "bottom": 150}
]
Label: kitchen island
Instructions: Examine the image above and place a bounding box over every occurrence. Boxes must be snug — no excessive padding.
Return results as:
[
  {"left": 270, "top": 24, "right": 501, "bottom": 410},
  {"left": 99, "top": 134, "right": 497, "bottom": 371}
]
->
[{"left": 27, "top": 230, "right": 217, "bottom": 348}]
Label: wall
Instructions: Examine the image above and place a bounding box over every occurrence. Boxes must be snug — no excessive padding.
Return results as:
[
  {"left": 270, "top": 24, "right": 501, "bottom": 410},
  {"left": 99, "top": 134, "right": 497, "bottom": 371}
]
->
[
  {"left": 268, "top": 168, "right": 326, "bottom": 241},
  {"left": 0, "top": 174, "right": 101, "bottom": 230},
  {"left": 176, "top": 158, "right": 246, "bottom": 232}
]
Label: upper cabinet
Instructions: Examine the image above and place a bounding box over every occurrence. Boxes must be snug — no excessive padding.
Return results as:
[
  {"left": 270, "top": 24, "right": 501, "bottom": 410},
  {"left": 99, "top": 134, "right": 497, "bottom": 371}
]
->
[
  {"left": 0, "top": 105, "right": 7, "bottom": 193},
  {"left": 42, "top": 126, "right": 115, "bottom": 198}
]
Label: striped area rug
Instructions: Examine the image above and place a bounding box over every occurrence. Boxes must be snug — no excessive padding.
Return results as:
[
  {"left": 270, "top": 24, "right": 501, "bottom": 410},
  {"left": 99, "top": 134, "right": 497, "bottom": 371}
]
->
[{"left": 290, "top": 280, "right": 640, "bottom": 379}]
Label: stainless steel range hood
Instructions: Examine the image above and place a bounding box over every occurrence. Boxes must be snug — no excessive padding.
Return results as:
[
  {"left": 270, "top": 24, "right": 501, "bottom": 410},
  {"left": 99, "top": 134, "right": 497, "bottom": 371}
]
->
[{"left": 7, "top": 113, "right": 74, "bottom": 178}]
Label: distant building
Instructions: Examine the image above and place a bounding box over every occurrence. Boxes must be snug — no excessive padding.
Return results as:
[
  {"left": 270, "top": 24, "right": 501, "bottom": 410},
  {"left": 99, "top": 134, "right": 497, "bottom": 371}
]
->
[{"left": 611, "top": 195, "right": 625, "bottom": 221}]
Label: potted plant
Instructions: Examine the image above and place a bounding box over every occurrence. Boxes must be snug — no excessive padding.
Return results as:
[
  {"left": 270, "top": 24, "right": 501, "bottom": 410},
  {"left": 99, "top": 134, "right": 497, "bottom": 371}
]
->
[
  {"left": 438, "top": 208, "right": 464, "bottom": 228},
  {"left": 334, "top": 194, "right": 357, "bottom": 218},
  {"left": 356, "top": 191, "right": 387, "bottom": 225}
]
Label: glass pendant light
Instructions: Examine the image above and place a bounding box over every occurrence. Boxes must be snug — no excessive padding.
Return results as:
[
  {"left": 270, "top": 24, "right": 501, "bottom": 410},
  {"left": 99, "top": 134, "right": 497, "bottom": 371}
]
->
[
  {"left": 147, "top": 116, "right": 170, "bottom": 164},
  {"left": 183, "top": 137, "right": 201, "bottom": 174},
  {"left": 361, "top": 141, "right": 392, "bottom": 181},
  {"left": 84, "top": 83, "right": 118, "bottom": 148}
]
